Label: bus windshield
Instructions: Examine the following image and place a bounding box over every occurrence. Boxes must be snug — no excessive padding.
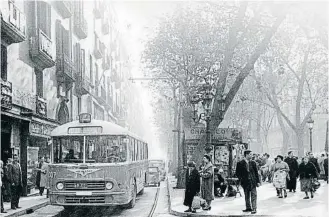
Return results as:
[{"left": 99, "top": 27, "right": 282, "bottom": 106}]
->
[{"left": 53, "top": 135, "right": 127, "bottom": 163}]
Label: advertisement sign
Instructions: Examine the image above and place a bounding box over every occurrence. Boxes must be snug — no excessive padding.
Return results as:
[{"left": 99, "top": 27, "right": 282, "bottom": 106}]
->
[{"left": 185, "top": 127, "right": 243, "bottom": 142}]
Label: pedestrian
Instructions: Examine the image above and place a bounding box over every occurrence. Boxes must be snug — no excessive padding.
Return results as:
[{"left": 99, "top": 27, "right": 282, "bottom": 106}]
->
[
  {"left": 45, "top": 157, "right": 51, "bottom": 198},
  {"left": 236, "top": 150, "right": 260, "bottom": 214},
  {"left": 324, "top": 154, "right": 328, "bottom": 184},
  {"left": 183, "top": 161, "right": 200, "bottom": 213},
  {"left": 199, "top": 154, "right": 214, "bottom": 211},
  {"left": 39, "top": 157, "right": 48, "bottom": 196},
  {"left": 308, "top": 152, "right": 320, "bottom": 174},
  {"left": 7, "top": 154, "right": 22, "bottom": 210},
  {"left": 260, "top": 154, "right": 271, "bottom": 182},
  {"left": 318, "top": 154, "right": 326, "bottom": 180},
  {"left": 298, "top": 156, "right": 318, "bottom": 199},
  {"left": 214, "top": 167, "right": 226, "bottom": 197},
  {"left": 1, "top": 160, "right": 7, "bottom": 213},
  {"left": 35, "top": 157, "right": 43, "bottom": 195},
  {"left": 3, "top": 158, "right": 12, "bottom": 202},
  {"left": 272, "top": 155, "right": 289, "bottom": 198},
  {"left": 284, "top": 151, "right": 299, "bottom": 192}
]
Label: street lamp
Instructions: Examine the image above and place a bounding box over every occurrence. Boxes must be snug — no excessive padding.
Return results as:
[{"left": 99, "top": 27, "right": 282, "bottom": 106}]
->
[{"left": 307, "top": 117, "right": 314, "bottom": 152}]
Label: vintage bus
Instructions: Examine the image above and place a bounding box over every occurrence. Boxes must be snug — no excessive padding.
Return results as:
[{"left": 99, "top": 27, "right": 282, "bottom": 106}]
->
[
  {"left": 48, "top": 114, "right": 148, "bottom": 209},
  {"left": 149, "top": 160, "right": 166, "bottom": 181}
]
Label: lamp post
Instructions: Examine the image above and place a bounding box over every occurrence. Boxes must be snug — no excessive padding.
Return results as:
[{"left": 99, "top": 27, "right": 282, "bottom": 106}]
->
[{"left": 307, "top": 117, "right": 314, "bottom": 152}]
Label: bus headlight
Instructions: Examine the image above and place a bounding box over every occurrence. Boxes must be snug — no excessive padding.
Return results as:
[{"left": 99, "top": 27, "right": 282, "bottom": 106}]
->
[
  {"left": 56, "top": 182, "right": 64, "bottom": 190},
  {"left": 106, "top": 182, "right": 113, "bottom": 190}
]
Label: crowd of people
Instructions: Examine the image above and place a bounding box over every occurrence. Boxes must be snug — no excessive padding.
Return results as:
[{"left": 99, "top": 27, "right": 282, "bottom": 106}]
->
[
  {"left": 183, "top": 150, "right": 328, "bottom": 214},
  {"left": 0, "top": 156, "right": 49, "bottom": 213}
]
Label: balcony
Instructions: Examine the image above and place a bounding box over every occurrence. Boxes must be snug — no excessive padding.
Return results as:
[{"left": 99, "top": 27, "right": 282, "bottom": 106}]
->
[
  {"left": 102, "top": 20, "right": 109, "bottom": 35},
  {"left": 35, "top": 95, "right": 47, "bottom": 117},
  {"left": 94, "top": 37, "right": 104, "bottom": 59},
  {"left": 76, "top": 75, "right": 91, "bottom": 95},
  {"left": 1, "top": 80, "right": 13, "bottom": 110},
  {"left": 55, "top": 1, "right": 72, "bottom": 19},
  {"left": 73, "top": 12, "right": 88, "bottom": 39},
  {"left": 102, "top": 54, "right": 110, "bottom": 70},
  {"left": 94, "top": 1, "right": 104, "bottom": 19},
  {"left": 1, "top": 0, "right": 26, "bottom": 45},
  {"left": 56, "top": 53, "right": 75, "bottom": 84},
  {"left": 30, "top": 29, "right": 55, "bottom": 69},
  {"left": 97, "top": 86, "right": 106, "bottom": 106}
]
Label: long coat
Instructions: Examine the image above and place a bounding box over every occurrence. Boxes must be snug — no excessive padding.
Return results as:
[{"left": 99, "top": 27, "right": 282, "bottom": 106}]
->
[
  {"left": 284, "top": 157, "right": 298, "bottom": 179},
  {"left": 183, "top": 168, "right": 200, "bottom": 207},
  {"left": 39, "top": 163, "right": 49, "bottom": 188},
  {"left": 7, "top": 163, "right": 22, "bottom": 187},
  {"left": 298, "top": 162, "right": 317, "bottom": 179},
  {"left": 200, "top": 163, "right": 214, "bottom": 201},
  {"left": 236, "top": 159, "right": 260, "bottom": 189}
]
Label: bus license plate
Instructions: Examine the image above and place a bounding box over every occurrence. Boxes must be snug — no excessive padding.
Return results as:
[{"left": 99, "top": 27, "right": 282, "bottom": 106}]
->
[{"left": 76, "top": 191, "right": 92, "bottom": 196}]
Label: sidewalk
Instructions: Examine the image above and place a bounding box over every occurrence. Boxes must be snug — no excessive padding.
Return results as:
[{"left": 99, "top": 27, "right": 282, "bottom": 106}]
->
[
  {"left": 167, "top": 177, "right": 328, "bottom": 217},
  {"left": 1, "top": 195, "right": 49, "bottom": 217}
]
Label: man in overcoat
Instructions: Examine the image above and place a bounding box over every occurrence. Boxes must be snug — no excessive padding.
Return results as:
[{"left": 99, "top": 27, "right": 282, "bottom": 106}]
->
[
  {"left": 183, "top": 161, "right": 200, "bottom": 213},
  {"left": 7, "top": 155, "right": 22, "bottom": 210},
  {"left": 236, "top": 150, "right": 260, "bottom": 214},
  {"left": 284, "top": 151, "right": 299, "bottom": 192}
]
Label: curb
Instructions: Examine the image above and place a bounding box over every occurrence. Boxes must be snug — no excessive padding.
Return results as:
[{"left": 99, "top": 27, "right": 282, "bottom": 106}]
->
[{"left": 4, "top": 200, "right": 50, "bottom": 217}]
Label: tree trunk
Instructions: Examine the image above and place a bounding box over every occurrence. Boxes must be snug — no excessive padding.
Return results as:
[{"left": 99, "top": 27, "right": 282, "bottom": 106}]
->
[
  {"left": 177, "top": 88, "right": 186, "bottom": 189},
  {"left": 277, "top": 111, "right": 289, "bottom": 154},
  {"left": 256, "top": 103, "right": 262, "bottom": 153},
  {"left": 296, "top": 129, "right": 305, "bottom": 157}
]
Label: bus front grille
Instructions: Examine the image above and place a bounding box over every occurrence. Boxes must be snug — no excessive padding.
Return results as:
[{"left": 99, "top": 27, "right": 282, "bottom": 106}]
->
[
  {"left": 65, "top": 181, "right": 105, "bottom": 191},
  {"left": 65, "top": 195, "right": 105, "bottom": 204}
]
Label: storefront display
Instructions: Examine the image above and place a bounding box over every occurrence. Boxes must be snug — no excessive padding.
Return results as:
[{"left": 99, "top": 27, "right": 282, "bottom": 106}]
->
[{"left": 27, "top": 147, "right": 39, "bottom": 195}]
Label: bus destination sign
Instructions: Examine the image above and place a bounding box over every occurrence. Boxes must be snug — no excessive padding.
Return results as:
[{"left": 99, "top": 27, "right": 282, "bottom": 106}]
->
[{"left": 79, "top": 113, "right": 91, "bottom": 123}]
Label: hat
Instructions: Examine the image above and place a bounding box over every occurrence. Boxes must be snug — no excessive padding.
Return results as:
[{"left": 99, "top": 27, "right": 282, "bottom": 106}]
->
[
  {"left": 276, "top": 155, "right": 283, "bottom": 160},
  {"left": 288, "top": 151, "right": 293, "bottom": 155},
  {"left": 187, "top": 161, "right": 196, "bottom": 167}
]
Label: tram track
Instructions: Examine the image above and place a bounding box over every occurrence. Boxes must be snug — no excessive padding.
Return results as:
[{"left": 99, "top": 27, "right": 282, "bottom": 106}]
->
[{"left": 147, "top": 186, "right": 160, "bottom": 217}]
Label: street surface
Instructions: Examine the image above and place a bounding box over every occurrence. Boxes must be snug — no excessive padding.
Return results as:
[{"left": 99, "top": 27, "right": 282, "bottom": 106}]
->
[
  {"left": 171, "top": 180, "right": 328, "bottom": 216},
  {"left": 20, "top": 182, "right": 173, "bottom": 217}
]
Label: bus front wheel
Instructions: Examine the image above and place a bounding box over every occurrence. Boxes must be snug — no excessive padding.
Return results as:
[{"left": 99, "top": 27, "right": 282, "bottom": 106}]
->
[{"left": 127, "top": 184, "right": 137, "bottom": 209}]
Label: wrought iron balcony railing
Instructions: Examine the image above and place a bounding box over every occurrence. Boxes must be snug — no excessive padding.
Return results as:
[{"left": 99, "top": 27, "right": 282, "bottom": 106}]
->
[
  {"left": 30, "top": 29, "right": 55, "bottom": 69},
  {"left": 76, "top": 75, "right": 91, "bottom": 96},
  {"left": 56, "top": 53, "right": 75, "bottom": 83},
  {"left": 73, "top": 11, "right": 88, "bottom": 39},
  {"left": 94, "top": 36, "right": 104, "bottom": 59},
  {"left": 1, "top": 0, "right": 26, "bottom": 45}
]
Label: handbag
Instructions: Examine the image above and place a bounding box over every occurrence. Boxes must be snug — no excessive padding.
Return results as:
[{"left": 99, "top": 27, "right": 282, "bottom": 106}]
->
[
  {"left": 192, "top": 196, "right": 201, "bottom": 209},
  {"left": 312, "top": 179, "right": 321, "bottom": 190}
]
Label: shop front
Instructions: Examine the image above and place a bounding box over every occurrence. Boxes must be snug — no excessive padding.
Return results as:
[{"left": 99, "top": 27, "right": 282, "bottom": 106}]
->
[{"left": 26, "top": 118, "right": 57, "bottom": 195}]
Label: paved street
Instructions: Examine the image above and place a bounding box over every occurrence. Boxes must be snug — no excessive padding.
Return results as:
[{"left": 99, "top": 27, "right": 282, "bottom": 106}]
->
[
  {"left": 171, "top": 180, "right": 328, "bottom": 216},
  {"left": 19, "top": 182, "right": 172, "bottom": 217}
]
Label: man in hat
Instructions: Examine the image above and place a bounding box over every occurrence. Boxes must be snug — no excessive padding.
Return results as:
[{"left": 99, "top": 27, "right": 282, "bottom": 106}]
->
[
  {"left": 284, "top": 151, "right": 299, "bottom": 192},
  {"left": 236, "top": 150, "right": 260, "bottom": 214},
  {"left": 7, "top": 155, "right": 22, "bottom": 209}
]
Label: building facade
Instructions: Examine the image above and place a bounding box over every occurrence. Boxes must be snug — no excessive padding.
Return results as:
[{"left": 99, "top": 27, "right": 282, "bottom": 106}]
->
[{"left": 1, "top": 0, "right": 145, "bottom": 196}]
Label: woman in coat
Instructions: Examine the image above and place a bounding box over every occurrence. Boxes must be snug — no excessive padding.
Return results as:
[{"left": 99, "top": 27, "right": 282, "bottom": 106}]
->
[
  {"left": 298, "top": 156, "right": 318, "bottom": 199},
  {"left": 38, "top": 159, "right": 48, "bottom": 196},
  {"left": 183, "top": 161, "right": 200, "bottom": 213},
  {"left": 271, "top": 155, "right": 289, "bottom": 198},
  {"left": 200, "top": 155, "right": 214, "bottom": 211}
]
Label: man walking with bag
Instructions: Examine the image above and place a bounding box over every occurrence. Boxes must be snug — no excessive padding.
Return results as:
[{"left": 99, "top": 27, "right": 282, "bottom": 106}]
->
[
  {"left": 183, "top": 161, "right": 200, "bottom": 213},
  {"left": 236, "top": 150, "right": 261, "bottom": 214}
]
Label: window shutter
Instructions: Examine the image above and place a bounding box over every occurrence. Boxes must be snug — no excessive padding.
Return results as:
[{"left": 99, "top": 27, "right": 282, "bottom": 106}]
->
[
  {"left": 81, "top": 49, "right": 85, "bottom": 77},
  {"left": 74, "top": 43, "right": 81, "bottom": 75},
  {"left": 46, "top": 2, "right": 51, "bottom": 38},
  {"left": 56, "top": 20, "right": 63, "bottom": 58},
  {"left": 62, "top": 27, "right": 70, "bottom": 57}
]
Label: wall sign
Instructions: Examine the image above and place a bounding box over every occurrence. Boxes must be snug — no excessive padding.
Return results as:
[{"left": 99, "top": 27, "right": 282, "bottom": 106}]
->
[{"left": 30, "top": 121, "right": 55, "bottom": 136}]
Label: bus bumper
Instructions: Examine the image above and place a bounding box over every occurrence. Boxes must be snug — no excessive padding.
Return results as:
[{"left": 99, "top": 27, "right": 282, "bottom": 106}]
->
[{"left": 49, "top": 191, "right": 130, "bottom": 206}]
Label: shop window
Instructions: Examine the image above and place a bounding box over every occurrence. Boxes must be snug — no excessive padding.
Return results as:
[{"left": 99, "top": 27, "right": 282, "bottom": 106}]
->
[
  {"left": 35, "top": 68, "right": 43, "bottom": 97},
  {"left": 1, "top": 45, "right": 7, "bottom": 81}
]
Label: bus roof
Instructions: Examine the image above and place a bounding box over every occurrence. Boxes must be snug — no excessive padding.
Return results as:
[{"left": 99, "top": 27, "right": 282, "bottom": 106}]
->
[{"left": 51, "top": 119, "right": 146, "bottom": 142}]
